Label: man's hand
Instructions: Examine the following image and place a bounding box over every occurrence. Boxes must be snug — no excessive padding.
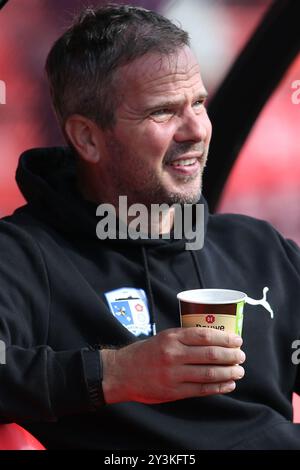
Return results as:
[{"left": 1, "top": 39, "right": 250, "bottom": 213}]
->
[{"left": 101, "top": 328, "right": 245, "bottom": 404}]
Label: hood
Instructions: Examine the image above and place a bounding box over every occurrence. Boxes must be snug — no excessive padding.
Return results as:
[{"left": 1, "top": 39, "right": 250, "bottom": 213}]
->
[{"left": 15, "top": 146, "right": 210, "bottom": 251}]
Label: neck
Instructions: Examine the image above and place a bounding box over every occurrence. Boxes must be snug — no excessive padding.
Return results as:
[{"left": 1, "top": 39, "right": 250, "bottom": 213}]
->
[
  {"left": 113, "top": 198, "right": 176, "bottom": 237},
  {"left": 77, "top": 171, "right": 175, "bottom": 236},
  {"left": 148, "top": 206, "right": 175, "bottom": 235}
]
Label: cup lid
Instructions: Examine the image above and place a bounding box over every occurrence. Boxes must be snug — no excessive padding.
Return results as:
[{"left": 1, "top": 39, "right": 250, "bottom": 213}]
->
[{"left": 177, "top": 289, "right": 247, "bottom": 304}]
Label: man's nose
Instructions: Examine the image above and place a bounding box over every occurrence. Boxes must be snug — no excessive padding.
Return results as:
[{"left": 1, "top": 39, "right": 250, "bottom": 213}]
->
[{"left": 174, "top": 109, "right": 210, "bottom": 143}]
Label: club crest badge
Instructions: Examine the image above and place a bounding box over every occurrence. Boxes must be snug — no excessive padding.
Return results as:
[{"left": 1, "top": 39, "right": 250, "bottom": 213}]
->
[{"left": 104, "top": 287, "right": 151, "bottom": 336}]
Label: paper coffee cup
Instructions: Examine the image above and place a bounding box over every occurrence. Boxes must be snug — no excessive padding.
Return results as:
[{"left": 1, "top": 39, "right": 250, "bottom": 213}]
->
[{"left": 177, "top": 289, "right": 246, "bottom": 336}]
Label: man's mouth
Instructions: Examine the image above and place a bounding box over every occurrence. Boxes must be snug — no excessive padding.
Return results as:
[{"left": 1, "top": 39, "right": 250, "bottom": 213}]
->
[
  {"left": 168, "top": 157, "right": 198, "bottom": 167},
  {"left": 165, "top": 154, "right": 203, "bottom": 176}
]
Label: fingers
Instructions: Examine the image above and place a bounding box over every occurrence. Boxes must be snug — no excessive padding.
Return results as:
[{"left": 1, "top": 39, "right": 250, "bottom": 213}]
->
[
  {"left": 156, "top": 328, "right": 245, "bottom": 368},
  {"left": 176, "top": 380, "right": 237, "bottom": 399},
  {"left": 181, "top": 345, "right": 246, "bottom": 365},
  {"left": 177, "top": 327, "right": 243, "bottom": 348},
  {"left": 178, "top": 364, "right": 245, "bottom": 383}
]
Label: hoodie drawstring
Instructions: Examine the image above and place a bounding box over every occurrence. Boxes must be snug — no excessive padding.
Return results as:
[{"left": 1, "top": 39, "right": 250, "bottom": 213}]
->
[
  {"left": 141, "top": 248, "right": 204, "bottom": 337},
  {"left": 141, "top": 246, "right": 157, "bottom": 336},
  {"left": 190, "top": 250, "right": 205, "bottom": 288}
]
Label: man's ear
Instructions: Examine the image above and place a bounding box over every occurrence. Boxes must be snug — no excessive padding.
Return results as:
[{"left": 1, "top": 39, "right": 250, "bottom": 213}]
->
[{"left": 64, "top": 114, "right": 101, "bottom": 164}]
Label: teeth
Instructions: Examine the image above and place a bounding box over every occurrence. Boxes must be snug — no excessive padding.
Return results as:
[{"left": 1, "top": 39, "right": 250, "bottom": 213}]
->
[{"left": 170, "top": 158, "right": 197, "bottom": 167}]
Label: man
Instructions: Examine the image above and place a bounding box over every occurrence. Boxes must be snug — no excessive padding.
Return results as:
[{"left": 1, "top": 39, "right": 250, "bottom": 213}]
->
[{"left": 0, "top": 4, "right": 300, "bottom": 450}]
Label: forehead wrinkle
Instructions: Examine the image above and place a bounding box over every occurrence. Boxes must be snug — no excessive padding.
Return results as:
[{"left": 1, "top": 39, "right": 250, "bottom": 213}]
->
[
  {"left": 137, "top": 66, "right": 203, "bottom": 98},
  {"left": 120, "top": 48, "right": 201, "bottom": 89},
  {"left": 139, "top": 73, "right": 204, "bottom": 98},
  {"left": 140, "top": 62, "right": 201, "bottom": 88}
]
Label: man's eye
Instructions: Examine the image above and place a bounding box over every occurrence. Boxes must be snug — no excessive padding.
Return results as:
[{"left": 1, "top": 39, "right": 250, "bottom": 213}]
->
[
  {"left": 151, "top": 109, "right": 172, "bottom": 116},
  {"left": 149, "top": 109, "right": 174, "bottom": 122},
  {"left": 193, "top": 100, "right": 205, "bottom": 108}
]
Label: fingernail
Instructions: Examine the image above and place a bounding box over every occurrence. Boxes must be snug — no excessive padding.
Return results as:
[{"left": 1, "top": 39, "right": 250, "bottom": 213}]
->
[
  {"left": 223, "top": 381, "right": 236, "bottom": 392},
  {"left": 232, "top": 335, "right": 243, "bottom": 347},
  {"left": 238, "top": 351, "right": 246, "bottom": 363},
  {"left": 235, "top": 366, "right": 245, "bottom": 379}
]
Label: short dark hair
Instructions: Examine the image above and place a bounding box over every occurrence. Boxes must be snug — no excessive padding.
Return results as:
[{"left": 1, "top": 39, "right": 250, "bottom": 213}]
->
[{"left": 45, "top": 3, "right": 190, "bottom": 130}]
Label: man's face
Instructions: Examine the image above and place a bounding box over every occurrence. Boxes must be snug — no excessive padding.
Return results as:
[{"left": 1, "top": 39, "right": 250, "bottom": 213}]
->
[{"left": 99, "top": 46, "right": 212, "bottom": 207}]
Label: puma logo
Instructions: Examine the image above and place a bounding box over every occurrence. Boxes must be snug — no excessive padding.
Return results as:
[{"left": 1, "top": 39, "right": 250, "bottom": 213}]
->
[{"left": 246, "top": 287, "right": 274, "bottom": 318}]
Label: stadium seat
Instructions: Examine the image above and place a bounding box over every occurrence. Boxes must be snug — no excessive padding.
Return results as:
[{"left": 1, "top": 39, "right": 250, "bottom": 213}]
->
[{"left": 0, "top": 423, "right": 45, "bottom": 450}]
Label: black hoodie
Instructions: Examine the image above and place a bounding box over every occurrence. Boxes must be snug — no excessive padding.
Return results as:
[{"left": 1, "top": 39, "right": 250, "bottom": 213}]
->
[{"left": 0, "top": 146, "right": 300, "bottom": 450}]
